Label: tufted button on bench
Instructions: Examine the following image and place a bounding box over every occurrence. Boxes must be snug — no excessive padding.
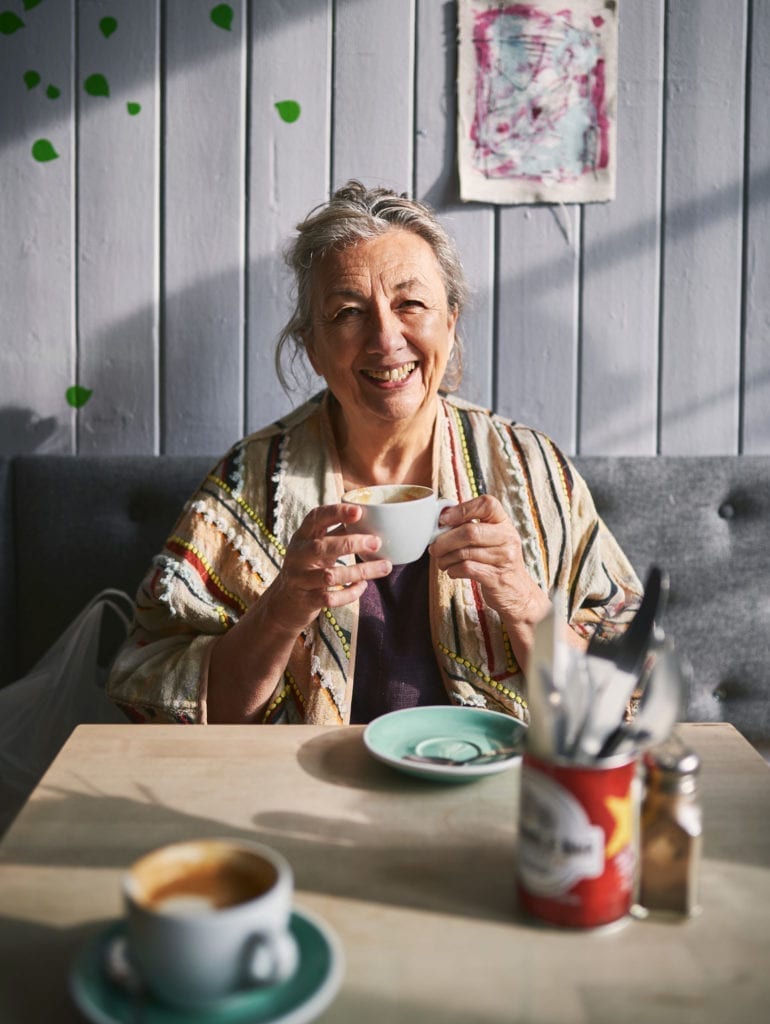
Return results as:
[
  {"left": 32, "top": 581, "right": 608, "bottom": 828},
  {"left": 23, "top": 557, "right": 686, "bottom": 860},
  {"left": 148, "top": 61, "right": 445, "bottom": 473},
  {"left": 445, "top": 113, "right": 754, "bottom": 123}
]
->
[{"left": 573, "top": 456, "right": 770, "bottom": 760}]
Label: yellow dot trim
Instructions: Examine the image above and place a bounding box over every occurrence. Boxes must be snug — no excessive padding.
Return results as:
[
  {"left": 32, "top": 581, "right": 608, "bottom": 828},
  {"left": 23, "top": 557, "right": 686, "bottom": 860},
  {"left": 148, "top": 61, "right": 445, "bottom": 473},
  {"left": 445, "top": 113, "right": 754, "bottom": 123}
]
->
[
  {"left": 437, "top": 642, "right": 527, "bottom": 709},
  {"left": 286, "top": 670, "right": 306, "bottom": 707},
  {"left": 169, "top": 535, "right": 247, "bottom": 614},
  {"left": 547, "top": 437, "right": 571, "bottom": 507},
  {"left": 261, "top": 670, "right": 305, "bottom": 722},
  {"left": 262, "top": 684, "right": 289, "bottom": 720},
  {"left": 451, "top": 407, "right": 480, "bottom": 498},
  {"left": 501, "top": 626, "right": 516, "bottom": 674},
  {"left": 208, "top": 474, "right": 287, "bottom": 556},
  {"left": 322, "top": 609, "right": 351, "bottom": 659}
]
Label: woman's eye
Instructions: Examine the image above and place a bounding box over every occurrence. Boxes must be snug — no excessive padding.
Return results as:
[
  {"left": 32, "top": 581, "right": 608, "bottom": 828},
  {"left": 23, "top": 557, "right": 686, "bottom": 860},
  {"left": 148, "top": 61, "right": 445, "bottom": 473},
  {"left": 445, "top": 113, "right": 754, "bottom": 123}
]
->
[{"left": 336, "top": 306, "right": 362, "bottom": 320}]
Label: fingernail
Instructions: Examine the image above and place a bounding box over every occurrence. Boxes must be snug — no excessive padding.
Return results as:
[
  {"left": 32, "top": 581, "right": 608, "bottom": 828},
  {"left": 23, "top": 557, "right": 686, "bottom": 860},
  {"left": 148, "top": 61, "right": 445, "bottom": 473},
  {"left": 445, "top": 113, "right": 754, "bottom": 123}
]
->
[{"left": 365, "top": 536, "right": 381, "bottom": 551}]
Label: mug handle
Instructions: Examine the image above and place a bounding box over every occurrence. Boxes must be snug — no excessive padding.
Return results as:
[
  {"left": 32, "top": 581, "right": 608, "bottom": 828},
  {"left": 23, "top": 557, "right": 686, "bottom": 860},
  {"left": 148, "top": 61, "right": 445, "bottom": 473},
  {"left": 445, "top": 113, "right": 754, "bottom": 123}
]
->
[
  {"left": 429, "top": 499, "right": 457, "bottom": 544},
  {"left": 246, "top": 929, "right": 299, "bottom": 986}
]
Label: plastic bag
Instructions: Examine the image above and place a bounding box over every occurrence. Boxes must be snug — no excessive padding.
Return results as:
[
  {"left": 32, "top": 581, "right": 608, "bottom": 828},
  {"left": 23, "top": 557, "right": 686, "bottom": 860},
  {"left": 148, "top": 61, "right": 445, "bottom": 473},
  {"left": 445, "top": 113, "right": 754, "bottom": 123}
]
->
[{"left": 0, "top": 588, "right": 134, "bottom": 835}]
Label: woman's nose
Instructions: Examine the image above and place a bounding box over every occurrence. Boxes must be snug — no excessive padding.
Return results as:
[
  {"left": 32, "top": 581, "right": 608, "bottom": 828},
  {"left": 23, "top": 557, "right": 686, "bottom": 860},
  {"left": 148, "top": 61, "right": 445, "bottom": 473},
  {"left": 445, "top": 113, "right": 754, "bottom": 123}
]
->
[{"left": 365, "top": 307, "right": 406, "bottom": 354}]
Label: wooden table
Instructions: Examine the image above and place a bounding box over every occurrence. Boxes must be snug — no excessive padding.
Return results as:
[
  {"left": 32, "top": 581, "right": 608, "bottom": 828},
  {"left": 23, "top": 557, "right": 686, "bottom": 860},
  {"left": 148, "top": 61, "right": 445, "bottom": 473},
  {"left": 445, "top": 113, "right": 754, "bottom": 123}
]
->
[{"left": 1, "top": 722, "right": 768, "bottom": 1023}]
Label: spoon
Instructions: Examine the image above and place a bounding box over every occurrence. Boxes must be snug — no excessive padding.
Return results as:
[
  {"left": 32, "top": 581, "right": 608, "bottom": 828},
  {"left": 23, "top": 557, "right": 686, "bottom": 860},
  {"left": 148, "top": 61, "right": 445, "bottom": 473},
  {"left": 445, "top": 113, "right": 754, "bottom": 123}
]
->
[
  {"left": 402, "top": 744, "right": 523, "bottom": 767},
  {"left": 104, "top": 932, "right": 146, "bottom": 1023},
  {"left": 597, "top": 641, "right": 686, "bottom": 758}
]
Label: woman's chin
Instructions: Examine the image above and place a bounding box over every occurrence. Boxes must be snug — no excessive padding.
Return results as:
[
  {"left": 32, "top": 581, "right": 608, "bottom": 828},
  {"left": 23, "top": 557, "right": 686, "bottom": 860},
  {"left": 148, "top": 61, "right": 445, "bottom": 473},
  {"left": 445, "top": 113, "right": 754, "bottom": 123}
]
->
[{"left": 356, "top": 376, "right": 434, "bottom": 421}]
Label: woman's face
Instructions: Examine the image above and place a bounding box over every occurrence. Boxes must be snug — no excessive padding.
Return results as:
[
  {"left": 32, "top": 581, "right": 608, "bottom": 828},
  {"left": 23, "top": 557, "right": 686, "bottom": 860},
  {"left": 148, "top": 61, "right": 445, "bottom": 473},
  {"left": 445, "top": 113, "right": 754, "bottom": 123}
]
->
[{"left": 304, "top": 229, "right": 458, "bottom": 432}]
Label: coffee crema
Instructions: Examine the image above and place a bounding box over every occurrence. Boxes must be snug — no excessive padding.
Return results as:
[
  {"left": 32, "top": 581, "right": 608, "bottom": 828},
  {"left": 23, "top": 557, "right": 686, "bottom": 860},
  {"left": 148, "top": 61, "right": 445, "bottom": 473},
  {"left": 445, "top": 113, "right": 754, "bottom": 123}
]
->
[
  {"left": 344, "top": 484, "right": 431, "bottom": 505},
  {"left": 133, "top": 845, "right": 276, "bottom": 915}
]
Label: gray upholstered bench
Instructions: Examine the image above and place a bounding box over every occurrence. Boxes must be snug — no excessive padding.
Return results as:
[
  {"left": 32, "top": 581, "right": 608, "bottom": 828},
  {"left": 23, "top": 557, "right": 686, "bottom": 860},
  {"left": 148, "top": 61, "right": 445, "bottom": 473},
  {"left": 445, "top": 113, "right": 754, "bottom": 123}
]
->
[{"left": 1, "top": 454, "right": 768, "bottom": 756}]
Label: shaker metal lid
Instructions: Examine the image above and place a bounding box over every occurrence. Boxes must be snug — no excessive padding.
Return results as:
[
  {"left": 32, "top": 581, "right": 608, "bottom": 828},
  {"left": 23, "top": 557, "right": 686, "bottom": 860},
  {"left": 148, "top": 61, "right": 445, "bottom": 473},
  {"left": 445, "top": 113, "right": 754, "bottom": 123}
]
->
[{"left": 646, "top": 735, "right": 700, "bottom": 776}]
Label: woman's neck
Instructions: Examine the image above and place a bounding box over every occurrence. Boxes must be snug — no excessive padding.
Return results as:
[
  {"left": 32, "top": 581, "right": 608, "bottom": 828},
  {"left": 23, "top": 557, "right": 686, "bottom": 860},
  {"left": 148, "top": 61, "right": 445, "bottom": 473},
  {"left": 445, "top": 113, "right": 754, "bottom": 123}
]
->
[{"left": 331, "top": 398, "right": 439, "bottom": 490}]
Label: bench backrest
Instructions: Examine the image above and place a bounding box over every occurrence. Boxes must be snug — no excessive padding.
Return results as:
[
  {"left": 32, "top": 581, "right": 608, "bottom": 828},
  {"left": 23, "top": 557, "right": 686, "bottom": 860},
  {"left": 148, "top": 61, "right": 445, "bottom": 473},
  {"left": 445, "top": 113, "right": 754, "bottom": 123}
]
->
[{"left": 2, "top": 454, "right": 768, "bottom": 750}]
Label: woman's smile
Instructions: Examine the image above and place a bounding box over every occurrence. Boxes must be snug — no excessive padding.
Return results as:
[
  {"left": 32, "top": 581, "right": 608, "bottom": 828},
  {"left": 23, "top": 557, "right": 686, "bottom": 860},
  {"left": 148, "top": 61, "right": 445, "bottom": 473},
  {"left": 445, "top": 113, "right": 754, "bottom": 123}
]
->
[
  {"left": 305, "top": 229, "right": 457, "bottom": 433},
  {"left": 361, "top": 360, "right": 419, "bottom": 385}
]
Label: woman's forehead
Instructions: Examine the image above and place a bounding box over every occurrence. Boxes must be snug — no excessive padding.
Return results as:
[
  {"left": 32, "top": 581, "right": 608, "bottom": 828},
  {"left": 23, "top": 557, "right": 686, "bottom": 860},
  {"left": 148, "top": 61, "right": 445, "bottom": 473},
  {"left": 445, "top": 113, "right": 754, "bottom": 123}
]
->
[{"left": 312, "top": 229, "right": 446, "bottom": 297}]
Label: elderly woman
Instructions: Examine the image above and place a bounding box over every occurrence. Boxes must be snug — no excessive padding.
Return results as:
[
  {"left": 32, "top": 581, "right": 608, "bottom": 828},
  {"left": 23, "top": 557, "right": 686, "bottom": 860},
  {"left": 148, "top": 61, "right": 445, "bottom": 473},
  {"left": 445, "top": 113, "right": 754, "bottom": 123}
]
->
[{"left": 107, "top": 181, "right": 641, "bottom": 725}]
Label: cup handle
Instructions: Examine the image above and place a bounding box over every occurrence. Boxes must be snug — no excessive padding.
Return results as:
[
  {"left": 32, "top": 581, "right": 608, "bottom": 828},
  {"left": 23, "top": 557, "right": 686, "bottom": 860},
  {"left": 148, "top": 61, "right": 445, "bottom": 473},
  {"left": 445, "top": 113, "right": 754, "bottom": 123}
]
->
[
  {"left": 429, "top": 499, "right": 457, "bottom": 545},
  {"left": 245, "top": 930, "right": 299, "bottom": 987}
]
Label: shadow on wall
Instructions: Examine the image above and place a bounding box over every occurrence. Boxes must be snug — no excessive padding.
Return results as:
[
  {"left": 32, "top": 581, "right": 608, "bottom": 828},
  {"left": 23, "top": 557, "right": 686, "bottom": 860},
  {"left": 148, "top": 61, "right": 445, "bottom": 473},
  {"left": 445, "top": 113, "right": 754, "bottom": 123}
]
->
[
  {"left": 3, "top": 140, "right": 769, "bottom": 455},
  {"left": 0, "top": 408, "right": 59, "bottom": 456}
]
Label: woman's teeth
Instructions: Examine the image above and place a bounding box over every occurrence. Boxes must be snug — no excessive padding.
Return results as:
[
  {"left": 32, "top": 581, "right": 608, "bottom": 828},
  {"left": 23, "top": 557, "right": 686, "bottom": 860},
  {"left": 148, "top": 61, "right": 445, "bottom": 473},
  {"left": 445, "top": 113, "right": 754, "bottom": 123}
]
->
[{"left": 364, "top": 362, "right": 417, "bottom": 382}]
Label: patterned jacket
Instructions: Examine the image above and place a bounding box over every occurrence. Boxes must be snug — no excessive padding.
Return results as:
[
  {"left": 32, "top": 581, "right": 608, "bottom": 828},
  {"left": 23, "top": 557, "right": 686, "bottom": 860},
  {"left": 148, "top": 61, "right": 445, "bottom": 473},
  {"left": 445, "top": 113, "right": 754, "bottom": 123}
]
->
[{"left": 106, "top": 392, "right": 641, "bottom": 725}]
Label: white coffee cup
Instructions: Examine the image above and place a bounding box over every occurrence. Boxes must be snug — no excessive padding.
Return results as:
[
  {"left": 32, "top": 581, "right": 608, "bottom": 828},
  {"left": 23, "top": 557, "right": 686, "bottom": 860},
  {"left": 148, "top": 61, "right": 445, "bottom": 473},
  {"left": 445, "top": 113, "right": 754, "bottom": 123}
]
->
[
  {"left": 123, "top": 838, "right": 299, "bottom": 1010},
  {"left": 342, "top": 484, "right": 455, "bottom": 565}
]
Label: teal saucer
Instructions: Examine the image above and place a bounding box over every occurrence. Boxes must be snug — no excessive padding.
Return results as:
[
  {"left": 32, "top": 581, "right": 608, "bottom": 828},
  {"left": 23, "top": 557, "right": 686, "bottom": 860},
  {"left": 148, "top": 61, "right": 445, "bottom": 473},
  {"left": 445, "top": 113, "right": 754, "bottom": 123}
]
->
[
  {"left": 70, "top": 908, "right": 344, "bottom": 1024},
  {"left": 363, "top": 705, "right": 527, "bottom": 782}
]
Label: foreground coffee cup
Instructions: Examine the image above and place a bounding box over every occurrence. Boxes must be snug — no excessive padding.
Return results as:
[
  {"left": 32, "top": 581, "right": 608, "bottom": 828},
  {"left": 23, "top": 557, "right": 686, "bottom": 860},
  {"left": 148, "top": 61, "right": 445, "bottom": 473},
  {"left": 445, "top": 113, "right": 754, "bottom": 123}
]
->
[
  {"left": 342, "top": 484, "right": 455, "bottom": 565},
  {"left": 123, "top": 838, "right": 299, "bottom": 1010}
]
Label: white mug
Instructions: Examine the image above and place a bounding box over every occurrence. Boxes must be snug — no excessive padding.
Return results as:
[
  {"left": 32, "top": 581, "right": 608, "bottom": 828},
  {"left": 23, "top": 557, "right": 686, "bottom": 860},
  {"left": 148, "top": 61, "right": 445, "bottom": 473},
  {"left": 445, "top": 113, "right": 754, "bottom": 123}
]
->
[
  {"left": 342, "top": 484, "right": 455, "bottom": 565},
  {"left": 123, "top": 838, "right": 298, "bottom": 1010}
]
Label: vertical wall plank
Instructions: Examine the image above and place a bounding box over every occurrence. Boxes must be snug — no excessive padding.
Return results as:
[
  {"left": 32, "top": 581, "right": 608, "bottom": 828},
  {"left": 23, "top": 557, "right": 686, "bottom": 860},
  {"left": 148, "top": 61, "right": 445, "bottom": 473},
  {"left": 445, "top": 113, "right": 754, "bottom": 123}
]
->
[
  {"left": 162, "top": 0, "right": 246, "bottom": 455},
  {"left": 415, "top": 0, "right": 495, "bottom": 410},
  {"left": 1, "top": 3, "right": 768, "bottom": 460},
  {"left": 660, "top": 1, "right": 747, "bottom": 454},
  {"left": 496, "top": 206, "right": 580, "bottom": 453},
  {"left": 247, "top": 0, "right": 332, "bottom": 430},
  {"left": 77, "top": 0, "right": 159, "bottom": 455},
  {"left": 0, "top": 1, "right": 75, "bottom": 454},
  {"left": 744, "top": 0, "right": 770, "bottom": 454},
  {"left": 332, "top": 0, "right": 414, "bottom": 189},
  {"left": 580, "top": 0, "right": 664, "bottom": 455}
]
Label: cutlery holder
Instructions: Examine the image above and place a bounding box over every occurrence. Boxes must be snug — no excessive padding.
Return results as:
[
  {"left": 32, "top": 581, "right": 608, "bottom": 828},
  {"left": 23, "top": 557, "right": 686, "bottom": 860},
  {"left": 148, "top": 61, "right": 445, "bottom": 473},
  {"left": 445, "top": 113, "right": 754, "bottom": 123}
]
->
[{"left": 516, "top": 752, "right": 641, "bottom": 928}]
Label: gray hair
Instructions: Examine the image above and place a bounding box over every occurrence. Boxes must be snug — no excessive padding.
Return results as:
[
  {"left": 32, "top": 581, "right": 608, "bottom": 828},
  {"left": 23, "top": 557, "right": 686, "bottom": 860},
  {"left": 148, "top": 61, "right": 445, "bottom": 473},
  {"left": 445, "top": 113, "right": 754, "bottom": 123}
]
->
[{"left": 275, "top": 180, "right": 469, "bottom": 393}]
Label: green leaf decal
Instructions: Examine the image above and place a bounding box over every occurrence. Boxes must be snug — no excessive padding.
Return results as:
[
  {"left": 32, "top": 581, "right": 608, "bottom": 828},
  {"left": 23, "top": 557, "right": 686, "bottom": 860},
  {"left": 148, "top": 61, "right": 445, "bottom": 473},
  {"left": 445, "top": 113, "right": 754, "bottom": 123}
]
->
[
  {"left": 275, "top": 100, "right": 301, "bottom": 124},
  {"left": 32, "top": 138, "right": 59, "bottom": 162},
  {"left": 46, "top": 84, "right": 60, "bottom": 99},
  {"left": 66, "top": 386, "right": 93, "bottom": 409},
  {"left": 24, "top": 70, "right": 41, "bottom": 89},
  {"left": 0, "top": 12, "right": 25, "bottom": 34},
  {"left": 23, "top": 0, "right": 43, "bottom": 10},
  {"left": 127, "top": 101, "right": 141, "bottom": 116},
  {"left": 84, "top": 73, "right": 110, "bottom": 98},
  {"left": 99, "top": 16, "right": 117, "bottom": 38},
  {"left": 210, "top": 4, "right": 233, "bottom": 30}
]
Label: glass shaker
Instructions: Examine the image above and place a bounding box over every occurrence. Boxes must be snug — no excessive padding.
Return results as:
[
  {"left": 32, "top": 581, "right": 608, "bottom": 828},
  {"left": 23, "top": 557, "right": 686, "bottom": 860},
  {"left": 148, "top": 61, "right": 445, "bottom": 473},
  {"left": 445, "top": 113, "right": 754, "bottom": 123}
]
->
[{"left": 638, "top": 736, "right": 703, "bottom": 916}]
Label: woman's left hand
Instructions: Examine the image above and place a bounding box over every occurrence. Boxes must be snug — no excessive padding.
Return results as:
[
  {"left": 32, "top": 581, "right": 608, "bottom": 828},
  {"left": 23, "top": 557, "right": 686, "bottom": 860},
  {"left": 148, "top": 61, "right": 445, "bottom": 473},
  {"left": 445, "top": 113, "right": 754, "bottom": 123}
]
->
[{"left": 429, "top": 495, "right": 550, "bottom": 628}]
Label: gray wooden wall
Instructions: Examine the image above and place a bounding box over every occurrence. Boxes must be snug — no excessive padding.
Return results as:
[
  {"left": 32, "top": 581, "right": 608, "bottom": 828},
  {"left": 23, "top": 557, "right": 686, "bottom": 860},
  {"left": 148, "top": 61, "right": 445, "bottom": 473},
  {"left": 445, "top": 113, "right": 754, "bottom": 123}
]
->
[{"left": 1, "top": 0, "right": 768, "bottom": 459}]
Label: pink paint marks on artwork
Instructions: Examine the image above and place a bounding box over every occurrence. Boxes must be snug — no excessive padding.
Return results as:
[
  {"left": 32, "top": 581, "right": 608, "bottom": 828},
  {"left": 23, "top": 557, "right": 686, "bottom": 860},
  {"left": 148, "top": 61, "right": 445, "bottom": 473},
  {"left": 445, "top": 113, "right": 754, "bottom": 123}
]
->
[{"left": 469, "top": 2, "right": 611, "bottom": 184}]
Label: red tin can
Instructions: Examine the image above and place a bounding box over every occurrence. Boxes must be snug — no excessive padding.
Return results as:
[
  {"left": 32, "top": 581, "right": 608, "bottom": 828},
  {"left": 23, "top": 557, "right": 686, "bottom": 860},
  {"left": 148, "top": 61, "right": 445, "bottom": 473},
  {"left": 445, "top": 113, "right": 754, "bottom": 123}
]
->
[{"left": 517, "top": 752, "right": 639, "bottom": 928}]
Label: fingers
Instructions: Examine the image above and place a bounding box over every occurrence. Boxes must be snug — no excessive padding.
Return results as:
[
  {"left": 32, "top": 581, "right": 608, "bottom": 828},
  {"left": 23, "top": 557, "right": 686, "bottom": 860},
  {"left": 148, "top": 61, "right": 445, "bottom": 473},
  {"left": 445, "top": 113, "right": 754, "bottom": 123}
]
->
[
  {"left": 296, "top": 502, "right": 362, "bottom": 539},
  {"left": 430, "top": 495, "right": 524, "bottom": 582},
  {"left": 321, "top": 557, "right": 393, "bottom": 604},
  {"left": 282, "top": 503, "right": 392, "bottom": 608},
  {"left": 438, "top": 493, "right": 506, "bottom": 527},
  {"left": 316, "top": 555, "right": 392, "bottom": 593}
]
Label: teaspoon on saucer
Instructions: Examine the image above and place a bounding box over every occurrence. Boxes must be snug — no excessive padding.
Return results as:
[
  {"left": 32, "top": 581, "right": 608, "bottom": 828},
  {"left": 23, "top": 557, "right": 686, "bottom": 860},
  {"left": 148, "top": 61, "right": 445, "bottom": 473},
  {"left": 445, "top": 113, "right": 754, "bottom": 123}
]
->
[
  {"left": 104, "top": 933, "right": 146, "bottom": 1023},
  {"left": 402, "top": 744, "right": 522, "bottom": 767}
]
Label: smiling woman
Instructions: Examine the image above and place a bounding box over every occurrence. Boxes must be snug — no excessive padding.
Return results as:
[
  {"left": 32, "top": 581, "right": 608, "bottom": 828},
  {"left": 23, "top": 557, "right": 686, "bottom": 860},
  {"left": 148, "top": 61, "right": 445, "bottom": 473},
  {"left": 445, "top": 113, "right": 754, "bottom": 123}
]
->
[
  {"left": 106, "top": 181, "right": 642, "bottom": 727},
  {"left": 304, "top": 230, "right": 458, "bottom": 490}
]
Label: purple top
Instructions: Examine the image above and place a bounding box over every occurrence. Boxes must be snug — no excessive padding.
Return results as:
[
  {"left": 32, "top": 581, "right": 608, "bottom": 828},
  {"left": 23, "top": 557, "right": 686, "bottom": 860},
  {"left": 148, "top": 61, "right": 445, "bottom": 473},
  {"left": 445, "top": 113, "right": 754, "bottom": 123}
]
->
[{"left": 350, "top": 552, "right": 450, "bottom": 724}]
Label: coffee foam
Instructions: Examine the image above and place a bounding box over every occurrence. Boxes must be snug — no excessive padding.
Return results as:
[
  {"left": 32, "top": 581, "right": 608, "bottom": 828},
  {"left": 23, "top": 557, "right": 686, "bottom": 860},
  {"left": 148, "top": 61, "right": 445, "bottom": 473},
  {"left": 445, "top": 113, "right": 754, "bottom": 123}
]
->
[
  {"left": 132, "top": 843, "right": 276, "bottom": 915},
  {"left": 344, "top": 484, "right": 431, "bottom": 505}
]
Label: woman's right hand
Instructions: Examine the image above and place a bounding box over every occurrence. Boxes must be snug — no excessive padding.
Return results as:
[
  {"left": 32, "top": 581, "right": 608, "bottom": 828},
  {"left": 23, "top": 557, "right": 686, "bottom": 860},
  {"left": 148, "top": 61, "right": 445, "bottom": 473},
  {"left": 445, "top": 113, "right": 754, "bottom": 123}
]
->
[
  {"left": 208, "top": 502, "right": 391, "bottom": 722},
  {"left": 261, "top": 502, "right": 392, "bottom": 636}
]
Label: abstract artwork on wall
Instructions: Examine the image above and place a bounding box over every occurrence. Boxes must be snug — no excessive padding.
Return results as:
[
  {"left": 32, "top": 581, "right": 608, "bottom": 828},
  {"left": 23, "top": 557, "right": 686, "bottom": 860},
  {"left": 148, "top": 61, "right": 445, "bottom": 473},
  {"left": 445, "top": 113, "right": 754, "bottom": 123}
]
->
[{"left": 458, "top": 0, "right": 618, "bottom": 204}]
